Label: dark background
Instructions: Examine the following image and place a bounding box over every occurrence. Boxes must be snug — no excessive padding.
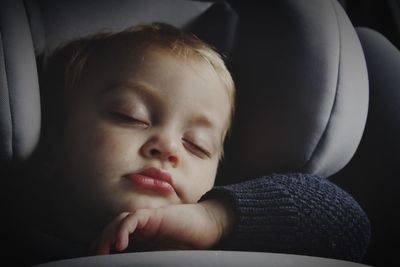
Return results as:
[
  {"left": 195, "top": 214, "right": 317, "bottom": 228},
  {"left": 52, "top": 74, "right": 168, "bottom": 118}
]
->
[{"left": 223, "top": 0, "right": 400, "bottom": 49}]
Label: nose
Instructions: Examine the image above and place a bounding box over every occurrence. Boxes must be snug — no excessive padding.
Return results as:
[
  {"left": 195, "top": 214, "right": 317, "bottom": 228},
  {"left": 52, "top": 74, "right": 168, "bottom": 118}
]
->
[{"left": 140, "top": 133, "right": 179, "bottom": 167}]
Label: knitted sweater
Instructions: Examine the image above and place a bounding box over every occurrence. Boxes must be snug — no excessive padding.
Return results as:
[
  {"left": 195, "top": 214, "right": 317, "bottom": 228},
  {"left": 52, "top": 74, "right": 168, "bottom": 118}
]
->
[
  {"left": 202, "top": 173, "right": 371, "bottom": 263},
  {"left": 3, "top": 173, "right": 370, "bottom": 265}
]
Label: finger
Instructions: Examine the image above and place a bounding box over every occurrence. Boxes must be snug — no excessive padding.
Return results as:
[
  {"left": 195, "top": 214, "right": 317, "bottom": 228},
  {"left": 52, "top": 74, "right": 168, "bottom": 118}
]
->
[
  {"left": 115, "top": 214, "right": 138, "bottom": 251},
  {"left": 115, "top": 209, "right": 152, "bottom": 251},
  {"left": 96, "top": 212, "right": 130, "bottom": 255}
]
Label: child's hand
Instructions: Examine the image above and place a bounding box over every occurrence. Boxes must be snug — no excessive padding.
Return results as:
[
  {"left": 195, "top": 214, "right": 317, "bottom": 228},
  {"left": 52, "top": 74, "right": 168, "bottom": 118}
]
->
[{"left": 92, "top": 199, "right": 234, "bottom": 254}]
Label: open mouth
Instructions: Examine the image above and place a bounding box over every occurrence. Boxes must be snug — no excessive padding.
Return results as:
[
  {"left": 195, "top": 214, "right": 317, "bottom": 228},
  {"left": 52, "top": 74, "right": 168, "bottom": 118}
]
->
[{"left": 125, "top": 167, "right": 175, "bottom": 194}]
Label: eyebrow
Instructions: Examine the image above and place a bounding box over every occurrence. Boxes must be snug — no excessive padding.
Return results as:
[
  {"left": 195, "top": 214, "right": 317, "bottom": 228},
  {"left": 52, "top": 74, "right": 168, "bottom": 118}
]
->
[
  {"left": 187, "top": 114, "right": 220, "bottom": 134},
  {"left": 100, "top": 81, "right": 165, "bottom": 106}
]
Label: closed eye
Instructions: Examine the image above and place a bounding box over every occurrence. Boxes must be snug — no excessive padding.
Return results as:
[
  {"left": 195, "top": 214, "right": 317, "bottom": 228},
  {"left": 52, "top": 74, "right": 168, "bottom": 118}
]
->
[
  {"left": 182, "top": 139, "right": 211, "bottom": 158},
  {"left": 109, "top": 112, "right": 150, "bottom": 129}
]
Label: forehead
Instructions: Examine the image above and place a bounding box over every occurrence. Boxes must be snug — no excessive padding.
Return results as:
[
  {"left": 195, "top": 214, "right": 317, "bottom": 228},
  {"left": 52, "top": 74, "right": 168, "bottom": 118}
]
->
[
  {"left": 78, "top": 47, "right": 231, "bottom": 133},
  {"left": 85, "top": 47, "right": 223, "bottom": 98}
]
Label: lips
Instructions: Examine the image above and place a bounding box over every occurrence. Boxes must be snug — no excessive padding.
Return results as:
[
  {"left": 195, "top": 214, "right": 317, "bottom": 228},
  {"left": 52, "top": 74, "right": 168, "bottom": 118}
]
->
[{"left": 125, "top": 167, "right": 175, "bottom": 194}]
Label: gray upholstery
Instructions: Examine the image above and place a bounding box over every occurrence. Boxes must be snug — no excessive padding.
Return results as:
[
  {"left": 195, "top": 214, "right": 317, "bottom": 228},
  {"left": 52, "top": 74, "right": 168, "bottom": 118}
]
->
[
  {"left": 332, "top": 27, "right": 400, "bottom": 266},
  {"left": 27, "top": 0, "right": 213, "bottom": 56},
  {"left": 33, "top": 250, "right": 373, "bottom": 267},
  {"left": 25, "top": 0, "right": 237, "bottom": 59},
  {"left": 0, "top": 0, "right": 41, "bottom": 164},
  {"left": 220, "top": 0, "right": 368, "bottom": 182}
]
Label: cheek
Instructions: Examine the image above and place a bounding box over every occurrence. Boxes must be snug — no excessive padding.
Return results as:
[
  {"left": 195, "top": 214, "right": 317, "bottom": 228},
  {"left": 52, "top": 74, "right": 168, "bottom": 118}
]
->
[
  {"left": 184, "top": 160, "right": 218, "bottom": 203},
  {"left": 92, "top": 129, "right": 124, "bottom": 158},
  {"left": 89, "top": 131, "right": 122, "bottom": 168},
  {"left": 62, "top": 124, "right": 139, "bottom": 181},
  {"left": 86, "top": 128, "right": 140, "bottom": 175}
]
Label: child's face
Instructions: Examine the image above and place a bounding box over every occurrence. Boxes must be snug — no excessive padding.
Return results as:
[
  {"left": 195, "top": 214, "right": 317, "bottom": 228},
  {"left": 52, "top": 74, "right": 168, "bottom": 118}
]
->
[{"left": 56, "top": 48, "right": 230, "bottom": 221}]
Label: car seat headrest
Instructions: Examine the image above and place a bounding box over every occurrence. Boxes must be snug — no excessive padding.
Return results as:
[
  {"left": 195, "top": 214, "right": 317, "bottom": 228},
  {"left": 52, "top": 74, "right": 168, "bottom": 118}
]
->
[
  {"left": 219, "top": 0, "right": 368, "bottom": 182},
  {"left": 1, "top": 0, "right": 368, "bottom": 183},
  {"left": 0, "top": 0, "right": 41, "bottom": 166},
  {"left": 26, "top": 0, "right": 238, "bottom": 60}
]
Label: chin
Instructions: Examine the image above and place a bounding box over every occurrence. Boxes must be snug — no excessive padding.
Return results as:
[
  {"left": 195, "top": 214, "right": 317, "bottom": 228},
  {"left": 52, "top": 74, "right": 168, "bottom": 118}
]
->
[{"left": 121, "top": 192, "right": 174, "bottom": 212}]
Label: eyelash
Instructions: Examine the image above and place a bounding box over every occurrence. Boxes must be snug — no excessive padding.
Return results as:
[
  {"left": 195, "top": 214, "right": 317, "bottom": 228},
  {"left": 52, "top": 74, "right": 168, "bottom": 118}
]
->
[
  {"left": 183, "top": 139, "right": 211, "bottom": 158},
  {"left": 109, "top": 111, "right": 210, "bottom": 158},
  {"left": 109, "top": 112, "right": 150, "bottom": 128}
]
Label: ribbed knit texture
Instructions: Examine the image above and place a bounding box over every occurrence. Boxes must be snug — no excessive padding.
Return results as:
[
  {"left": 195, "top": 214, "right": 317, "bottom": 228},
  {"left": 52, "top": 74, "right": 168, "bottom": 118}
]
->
[{"left": 202, "top": 173, "right": 370, "bottom": 262}]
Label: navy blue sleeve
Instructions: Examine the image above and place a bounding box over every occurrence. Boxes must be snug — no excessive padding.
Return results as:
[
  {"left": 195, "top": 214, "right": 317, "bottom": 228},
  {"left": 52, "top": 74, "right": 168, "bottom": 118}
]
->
[{"left": 201, "top": 173, "right": 370, "bottom": 263}]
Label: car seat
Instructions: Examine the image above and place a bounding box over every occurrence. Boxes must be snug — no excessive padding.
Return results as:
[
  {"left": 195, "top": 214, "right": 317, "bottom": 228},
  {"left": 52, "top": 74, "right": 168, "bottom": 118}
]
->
[
  {"left": 331, "top": 27, "right": 400, "bottom": 267},
  {"left": 0, "top": 0, "right": 375, "bottom": 266}
]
